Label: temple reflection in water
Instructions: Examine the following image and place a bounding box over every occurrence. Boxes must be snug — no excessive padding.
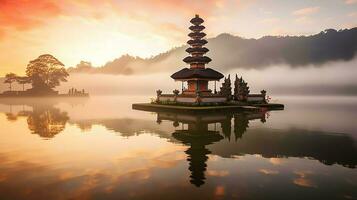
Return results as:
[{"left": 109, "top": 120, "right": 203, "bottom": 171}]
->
[
  {"left": 155, "top": 110, "right": 267, "bottom": 186},
  {"left": 1, "top": 98, "right": 356, "bottom": 190},
  {"left": 137, "top": 108, "right": 357, "bottom": 187}
]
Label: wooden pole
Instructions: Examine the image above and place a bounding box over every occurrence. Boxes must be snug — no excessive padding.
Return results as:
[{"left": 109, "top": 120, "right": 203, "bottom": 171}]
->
[
  {"left": 181, "top": 81, "right": 183, "bottom": 93},
  {"left": 214, "top": 81, "right": 217, "bottom": 94},
  {"left": 196, "top": 80, "right": 199, "bottom": 92}
]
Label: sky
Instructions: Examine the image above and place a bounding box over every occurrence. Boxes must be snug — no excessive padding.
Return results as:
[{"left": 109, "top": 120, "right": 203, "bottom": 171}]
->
[{"left": 0, "top": 0, "right": 356, "bottom": 76}]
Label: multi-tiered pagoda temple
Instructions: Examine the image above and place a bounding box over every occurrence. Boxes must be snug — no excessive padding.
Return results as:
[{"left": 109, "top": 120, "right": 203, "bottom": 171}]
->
[
  {"left": 144, "top": 14, "right": 283, "bottom": 108},
  {"left": 154, "top": 15, "right": 227, "bottom": 105},
  {"left": 171, "top": 15, "right": 224, "bottom": 95}
]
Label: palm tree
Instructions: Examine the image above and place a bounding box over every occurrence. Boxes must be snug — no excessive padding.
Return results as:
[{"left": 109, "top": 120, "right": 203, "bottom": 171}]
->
[
  {"left": 16, "top": 76, "right": 31, "bottom": 91},
  {"left": 4, "top": 73, "right": 17, "bottom": 91}
]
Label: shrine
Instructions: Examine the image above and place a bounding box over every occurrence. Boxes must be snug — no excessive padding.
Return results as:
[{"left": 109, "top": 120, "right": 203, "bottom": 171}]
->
[{"left": 133, "top": 15, "right": 284, "bottom": 110}]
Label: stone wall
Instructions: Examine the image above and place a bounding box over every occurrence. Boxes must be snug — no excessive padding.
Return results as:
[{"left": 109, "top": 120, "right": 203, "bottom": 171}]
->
[
  {"left": 157, "top": 94, "right": 227, "bottom": 104},
  {"left": 247, "top": 94, "right": 265, "bottom": 103}
]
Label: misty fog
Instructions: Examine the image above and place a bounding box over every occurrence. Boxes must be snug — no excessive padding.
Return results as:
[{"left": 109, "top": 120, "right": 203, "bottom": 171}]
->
[
  {"left": 59, "top": 59, "right": 357, "bottom": 96},
  {"left": 1, "top": 59, "right": 356, "bottom": 96}
]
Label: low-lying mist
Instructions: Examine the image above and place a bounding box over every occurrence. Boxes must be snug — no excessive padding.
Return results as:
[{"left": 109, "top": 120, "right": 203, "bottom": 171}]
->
[
  {"left": 58, "top": 59, "right": 357, "bottom": 96},
  {"left": 1, "top": 59, "right": 356, "bottom": 96}
]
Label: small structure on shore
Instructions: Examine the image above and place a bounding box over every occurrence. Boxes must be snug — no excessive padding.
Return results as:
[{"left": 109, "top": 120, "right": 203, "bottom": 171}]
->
[
  {"left": 66, "top": 88, "right": 89, "bottom": 97},
  {"left": 155, "top": 15, "right": 270, "bottom": 106}
]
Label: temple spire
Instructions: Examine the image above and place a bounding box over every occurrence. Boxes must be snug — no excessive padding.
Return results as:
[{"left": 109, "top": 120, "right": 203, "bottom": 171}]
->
[
  {"left": 184, "top": 15, "right": 211, "bottom": 69},
  {"left": 171, "top": 15, "right": 224, "bottom": 95}
]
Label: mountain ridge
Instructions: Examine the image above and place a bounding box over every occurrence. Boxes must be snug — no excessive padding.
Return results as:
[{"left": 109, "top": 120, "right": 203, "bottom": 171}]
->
[{"left": 68, "top": 27, "right": 357, "bottom": 75}]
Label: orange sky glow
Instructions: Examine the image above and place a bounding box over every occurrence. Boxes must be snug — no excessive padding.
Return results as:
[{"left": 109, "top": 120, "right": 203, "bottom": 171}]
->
[{"left": 0, "top": 0, "right": 356, "bottom": 76}]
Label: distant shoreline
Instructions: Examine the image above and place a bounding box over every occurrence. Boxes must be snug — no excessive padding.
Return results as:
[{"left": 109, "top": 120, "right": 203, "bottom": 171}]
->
[{"left": 0, "top": 93, "right": 89, "bottom": 98}]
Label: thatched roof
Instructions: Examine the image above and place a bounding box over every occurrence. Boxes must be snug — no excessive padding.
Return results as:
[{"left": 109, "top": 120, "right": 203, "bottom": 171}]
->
[
  {"left": 190, "top": 15, "right": 204, "bottom": 25},
  {"left": 187, "top": 39, "right": 207, "bottom": 46},
  {"left": 186, "top": 47, "right": 209, "bottom": 54},
  {"left": 171, "top": 68, "right": 224, "bottom": 80},
  {"left": 188, "top": 32, "right": 206, "bottom": 38},
  {"left": 189, "top": 25, "right": 205, "bottom": 32},
  {"left": 183, "top": 56, "right": 212, "bottom": 64}
]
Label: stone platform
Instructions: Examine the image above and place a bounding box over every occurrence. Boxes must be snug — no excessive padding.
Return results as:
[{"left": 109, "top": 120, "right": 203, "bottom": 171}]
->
[{"left": 132, "top": 103, "right": 284, "bottom": 113}]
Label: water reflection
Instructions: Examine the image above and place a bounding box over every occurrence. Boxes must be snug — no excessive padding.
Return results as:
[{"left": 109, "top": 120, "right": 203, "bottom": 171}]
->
[
  {"left": 0, "top": 97, "right": 356, "bottom": 199},
  {"left": 136, "top": 108, "right": 357, "bottom": 187},
  {"left": 3, "top": 101, "right": 69, "bottom": 138},
  {"left": 155, "top": 110, "right": 270, "bottom": 186},
  {"left": 26, "top": 106, "right": 69, "bottom": 138}
]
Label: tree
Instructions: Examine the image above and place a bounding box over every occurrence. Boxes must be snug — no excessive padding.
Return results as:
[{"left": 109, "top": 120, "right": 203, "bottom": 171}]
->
[
  {"left": 219, "top": 75, "right": 232, "bottom": 100},
  {"left": 234, "top": 75, "right": 250, "bottom": 101},
  {"left": 26, "top": 54, "right": 69, "bottom": 90},
  {"left": 16, "top": 76, "right": 31, "bottom": 91},
  {"left": 4, "top": 73, "right": 17, "bottom": 91},
  {"left": 27, "top": 106, "right": 69, "bottom": 138}
]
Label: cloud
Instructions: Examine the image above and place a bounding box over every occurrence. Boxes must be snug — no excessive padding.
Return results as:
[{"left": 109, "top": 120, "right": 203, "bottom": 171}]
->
[
  {"left": 293, "top": 6, "right": 320, "bottom": 16},
  {"left": 259, "top": 169, "right": 279, "bottom": 175},
  {"left": 295, "top": 16, "right": 313, "bottom": 24},
  {"left": 293, "top": 170, "right": 317, "bottom": 188},
  {"left": 292, "top": 6, "right": 319, "bottom": 25},
  {"left": 0, "top": 0, "right": 62, "bottom": 31},
  {"left": 214, "top": 186, "right": 225, "bottom": 196},
  {"left": 207, "top": 170, "right": 229, "bottom": 177},
  {"left": 345, "top": 0, "right": 357, "bottom": 4},
  {"left": 260, "top": 17, "right": 280, "bottom": 25},
  {"left": 348, "top": 12, "right": 357, "bottom": 17},
  {"left": 110, "top": 0, "right": 223, "bottom": 19},
  {"left": 269, "top": 158, "right": 283, "bottom": 165},
  {"left": 0, "top": 28, "right": 5, "bottom": 40}
]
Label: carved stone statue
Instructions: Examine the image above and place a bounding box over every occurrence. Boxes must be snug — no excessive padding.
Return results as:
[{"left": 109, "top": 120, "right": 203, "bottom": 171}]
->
[
  {"left": 173, "top": 89, "right": 180, "bottom": 95},
  {"left": 261, "top": 90, "right": 267, "bottom": 103}
]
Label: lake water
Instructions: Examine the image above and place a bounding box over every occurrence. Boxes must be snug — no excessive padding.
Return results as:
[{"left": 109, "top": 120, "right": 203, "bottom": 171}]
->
[{"left": 0, "top": 95, "right": 356, "bottom": 200}]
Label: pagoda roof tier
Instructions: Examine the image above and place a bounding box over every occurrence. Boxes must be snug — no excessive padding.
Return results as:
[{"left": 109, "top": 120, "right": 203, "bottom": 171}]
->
[
  {"left": 189, "top": 25, "right": 205, "bottom": 32},
  {"left": 190, "top": 15, "right": 204, "bottom": 25},
  {"left": 171, "top": 68, "right": 224, "bottom": 80},
  {"left": 187, "top": 39, "right": 207, "bottom": 46},
  {"left": 188, "top": 32, "right": 206, "bottom": 38},
  {"left": 183, "top": 56, "right": 212, "bottom": 64},
  {"left": 186, "top": 47, "right": 209, "bottom": 54}
]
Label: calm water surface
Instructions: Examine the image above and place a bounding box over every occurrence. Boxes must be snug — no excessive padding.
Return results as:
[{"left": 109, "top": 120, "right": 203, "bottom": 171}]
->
[{"left": 0, "top": 95, "right": 356, "bottom": 200}]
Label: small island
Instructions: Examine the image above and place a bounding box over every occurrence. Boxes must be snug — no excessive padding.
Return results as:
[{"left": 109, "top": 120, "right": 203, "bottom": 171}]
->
[
  {"left": 133, "top": 15, "right": 284, "bottom": 112},
  {"left": 0, "top": 54, "right": 88, "bottom": 97}
]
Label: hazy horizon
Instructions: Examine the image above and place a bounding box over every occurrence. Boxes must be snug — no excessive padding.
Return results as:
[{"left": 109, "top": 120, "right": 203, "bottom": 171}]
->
[
  {"left": 1, "top": 0, "right": 357, "bottom": 75},
  {"left": 2, "top": 58, "right": 356, "bottom": 96}
]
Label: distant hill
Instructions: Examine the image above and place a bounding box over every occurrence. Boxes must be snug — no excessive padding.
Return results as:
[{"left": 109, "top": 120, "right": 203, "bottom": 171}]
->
[{"left": 70, "top": 28, "right": 357, "bottom": 75}]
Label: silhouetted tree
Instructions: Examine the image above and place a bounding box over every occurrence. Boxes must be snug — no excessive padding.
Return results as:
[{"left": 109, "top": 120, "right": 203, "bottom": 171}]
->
[
  {"left": 27, "top": 106, "right": 69, "bottom": 138},
  {"left": 26, "top": 54, "right": 69, "bottom": 91},
  {"left": 219, "top": 75, "right": 232, "bottom": 100},
  {"left": 4, "top": 73, "right": 17, "bottom": 91},
  {"left": 234, "top": 75, "right": 250, "bottom": 101},
  {"left": 16, "top": 76, "right": 31, "bottom": 91}
]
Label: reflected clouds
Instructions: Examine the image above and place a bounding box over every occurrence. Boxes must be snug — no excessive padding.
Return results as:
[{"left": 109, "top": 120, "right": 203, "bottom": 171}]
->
[
  {"left": 0, "top": 97, "right": 356, "bottom": 199},
  {"left": 293, "top": 171, "right": 317, "bottom": 188}
]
